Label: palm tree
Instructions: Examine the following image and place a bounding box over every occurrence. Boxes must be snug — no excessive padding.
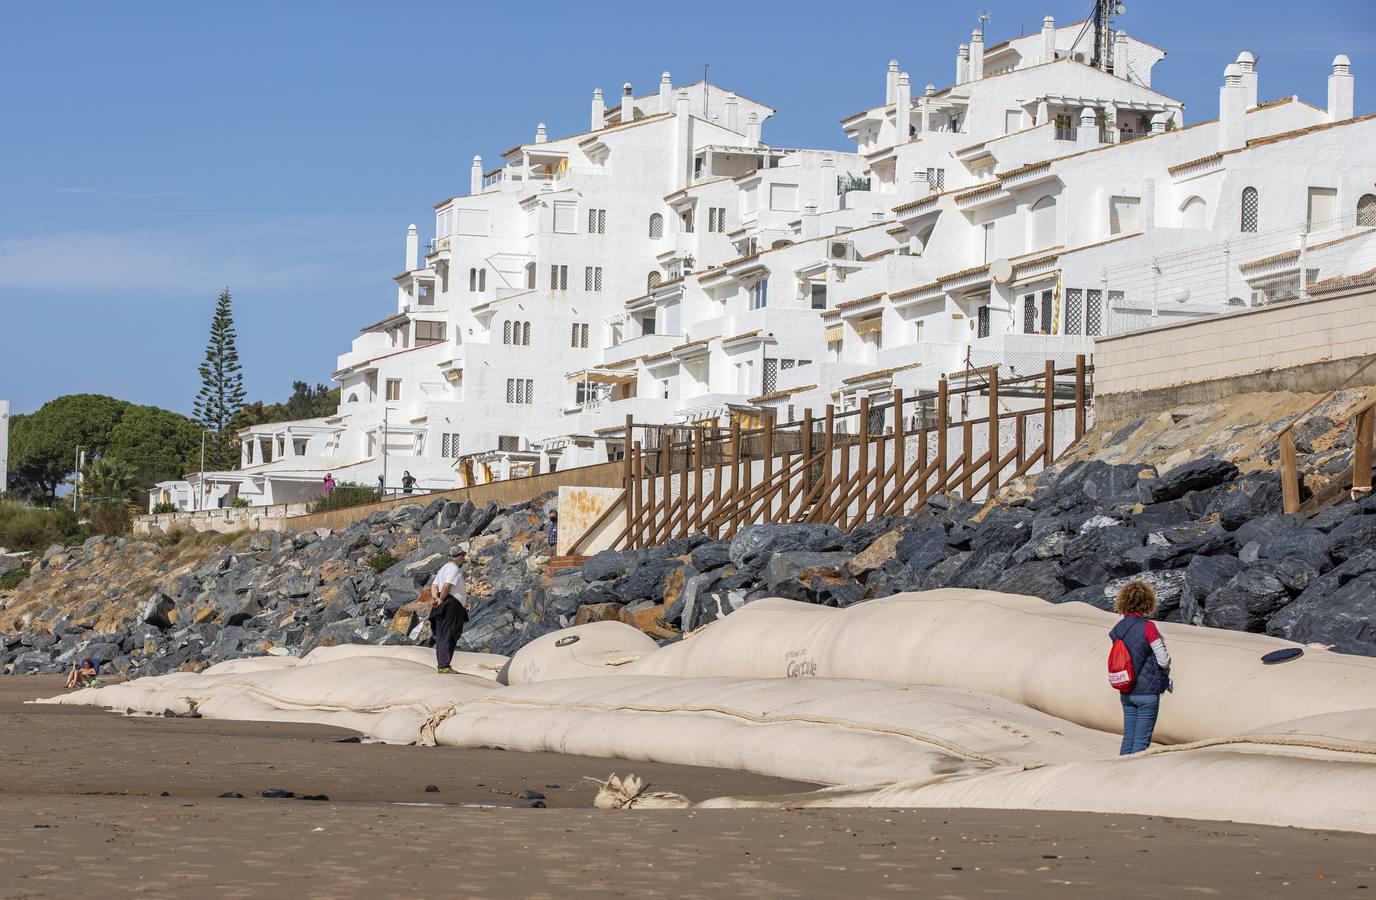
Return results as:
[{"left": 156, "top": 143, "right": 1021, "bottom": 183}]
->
[{"left": 77, "top": 456, "right": 139, "bottom": 507}]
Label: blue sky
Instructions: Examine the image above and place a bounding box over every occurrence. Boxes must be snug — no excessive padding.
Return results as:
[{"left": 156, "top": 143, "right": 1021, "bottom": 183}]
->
[{"left": 1, "top": 0, "right": 1371, "bottom": 416}]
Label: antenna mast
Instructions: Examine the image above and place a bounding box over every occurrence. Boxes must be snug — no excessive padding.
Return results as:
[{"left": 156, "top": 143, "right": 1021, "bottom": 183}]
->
[{"left": 1092, "top": 1, "right": 1122, "bottom": 72}]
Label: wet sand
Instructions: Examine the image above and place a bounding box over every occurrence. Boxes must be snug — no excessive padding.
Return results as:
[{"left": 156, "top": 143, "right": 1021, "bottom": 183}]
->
[{"left": 4, "top": 676, "right": 1374, "bottom": 898}]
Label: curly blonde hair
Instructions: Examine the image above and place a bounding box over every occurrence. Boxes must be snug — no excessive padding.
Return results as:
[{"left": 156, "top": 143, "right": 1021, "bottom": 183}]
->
[{"left": 1115, "top": 580, "right": 1158, "bottom": 617}]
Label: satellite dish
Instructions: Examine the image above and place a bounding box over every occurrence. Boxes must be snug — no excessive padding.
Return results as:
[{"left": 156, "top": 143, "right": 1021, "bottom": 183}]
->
[
  {"left": 1174, "top": 288, "right": 1191, "bottom": 304},
  {"left": 989, "top": 258, "right": 1014, "bottom": 284}
]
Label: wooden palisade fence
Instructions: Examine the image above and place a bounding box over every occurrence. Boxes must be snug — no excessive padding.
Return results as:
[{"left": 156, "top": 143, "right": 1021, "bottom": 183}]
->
[{"left": 573, "top": 357, "right": 1091, "bottom": 552}]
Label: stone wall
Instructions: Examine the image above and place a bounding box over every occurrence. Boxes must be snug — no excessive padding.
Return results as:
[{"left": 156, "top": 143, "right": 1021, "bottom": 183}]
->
[{"left": 1094, "top": 285, "right": 1376, "bottom": 419}]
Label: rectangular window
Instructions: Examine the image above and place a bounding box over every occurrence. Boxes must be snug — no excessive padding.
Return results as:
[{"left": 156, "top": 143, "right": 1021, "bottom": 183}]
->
[
  {"left": 575, "top": 382, "right": 594, "bottom": 405},
  {"left": 440, "top": 433, "right": 461, "bottom": 458},
  {"left": 763, "top": 358, "right": 778, "bottom": 393},
  {"left": 1022, "top": 294, "right": 1037, "bottom": 333},
  {"left": 1064, "top": 288, "right": 1083, "bottom": 334},
  {"left": 505, "top": 378, "right": 534, "bottom": 404},
  {"left": 680, "top": 207, "right": 695, "bottom": 233},
  {"left": 414, "top": 321, "right": 446, "bottom": 345},
  {"left": 1086, "top": 289, "right": 1103, "bottom": 335},
  {"left": 1004, "top": 109, "right": 1023, "bottom": 134},
  {"left": 810, "top": 283, "right": 827, "bottom": 310},
  {"left": 640, "top": 315, "right": 656, "bottom": 336},
  {"left": 707, "top": 207, "right": 726, "bottom": 232},
  {"left": 553, "top": 201, "right": 577, "bottom": 234},
  {"left": 769, "top": 183, "right": 800, "bottom": 212},
  {"left": 926, "top": 167, "right": 945, "bottom": 191},
  {"left": 1307, "top": 187, "right": 1337, "bottom": 231},
  {"left": 751, "top": 277, "right": 769, "bottom": 309},
  {"left": 913, "top": 320, "right": 924, "bottom": 343},
  {"left": 779, "top": 358, "right": 796, "bottom": 370},
  {"left": 1040, "top": 289, "right": 1054, "bottom": 334},
  {"left": 587, "top": 208, "right": 606, "bottom": 234},
  {"left": 977, "top": 305, "right": 991, "bottom": 338},
  {"left": 498, "top": 435, "right": 519, "bottom": 452},
  {"left": 982, "top": 222, "right": 995, "bottom": 263},
  {"left": 583, "top": 266, "right": 603, "bottom": 291},
  {"left": 550, "top": 264, "right": 568, "bottom": 290},
  {"left": 385, "top": 379, "right": 402, "bottom": 401},
  {"left": 1109, "top": 196, "right": 1141, "bottom": 234},
  {"left": 570, "top": 322, "right": 589, "bottom": 348}
]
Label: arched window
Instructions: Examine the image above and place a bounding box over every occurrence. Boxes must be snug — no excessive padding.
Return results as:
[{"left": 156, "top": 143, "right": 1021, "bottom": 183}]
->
[
  {"left": 477, "top": 268, "right": 486, "bottom": 292},
  {"left": 1028, "top": 195, "right": 1057, "bottom": 251},
  {"left": 503, "top": 321, "right": 512, "bottom": 344},
  {"left": 1241, "top": 187, "right": 1259, "bottom": 233},
  {"left": 524, "top": 262, "right": 537, "bottom": 289},
  {"left": 1358, "top": 193, "right": 1376, "bottom": 227},
  {"left": 1180, "top": 196, "right": 1208, "bottom": 229},
  {"left": 522, "top": 322, "right": 532, "bottom": 346},
  {"left": 648, "top": 213, "right": 664, "bottom": 239},
  {"left": 647, "top": 271, "right": 662, "bottom": 290},
  {"left": 469, "top": 268, "right": 478, "bottom": 292},
  {"left": 347, "top": 392, "right": 358, "bottom": 404}
]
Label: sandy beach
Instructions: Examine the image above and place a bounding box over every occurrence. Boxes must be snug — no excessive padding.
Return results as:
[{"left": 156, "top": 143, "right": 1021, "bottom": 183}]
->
[{"left": 4, "top": 675, "right": 1374, "bottom": 898}]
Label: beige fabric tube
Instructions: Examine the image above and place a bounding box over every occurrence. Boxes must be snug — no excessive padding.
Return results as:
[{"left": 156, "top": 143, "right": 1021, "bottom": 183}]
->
[
  {"left": 503, "top": 621, "right": 659, "bottom": 685},
  {"left": 628, "top": 592, "right": 1376, "bottom": 744}
]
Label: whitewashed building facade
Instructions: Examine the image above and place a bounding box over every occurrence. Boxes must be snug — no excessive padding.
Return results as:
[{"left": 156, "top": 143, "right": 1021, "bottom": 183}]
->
[{"left": 177, "top": 13, "right": 1375, "bottom": 508}]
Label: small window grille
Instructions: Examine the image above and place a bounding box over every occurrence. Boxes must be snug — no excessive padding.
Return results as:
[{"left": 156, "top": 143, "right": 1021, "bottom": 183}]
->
[
  {"left": 1086, "top": 289, "right": 1103, "bottom": 335},
  {"left": 1241, "top": 187, "right": 1259, "bottom": 233},
  {"left": 1064, "top": 289, "right": 1083, "bottom": 334}
]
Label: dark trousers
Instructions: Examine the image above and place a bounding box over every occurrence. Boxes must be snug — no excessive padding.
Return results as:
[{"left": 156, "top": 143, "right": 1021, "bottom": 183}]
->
[
  {"left": 1119, "top": 693, "right": 1161, "bottom": 754},
  {"left": 430, "top": 597, "right": 467, "bottom": 669}
]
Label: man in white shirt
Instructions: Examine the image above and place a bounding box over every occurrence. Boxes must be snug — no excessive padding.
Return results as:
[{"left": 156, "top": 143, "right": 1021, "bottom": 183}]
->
[{"left": 428, "top": 547, "right": 468, "bottom": 673}]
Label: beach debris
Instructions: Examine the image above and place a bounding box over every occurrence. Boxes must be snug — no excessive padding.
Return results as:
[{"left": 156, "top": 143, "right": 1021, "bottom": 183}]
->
[
  {"left": 262, "top": 789, "right": 296, "bottom": 799},
  {"left": 218, "top": 791, "right": 244, "bottom": 798},
  {"left": 424, "top": 784, "right": 440, "bottom": 793},
  {"left": 589, "top": 774, "right": 690, "bottom": 810},
  {"left": 518, "top": 790, "right": 545, "bottom": 800}
]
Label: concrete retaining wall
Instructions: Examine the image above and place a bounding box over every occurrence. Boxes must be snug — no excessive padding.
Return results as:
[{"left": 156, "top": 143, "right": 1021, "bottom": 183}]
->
[{"left": 1095, "top": 285, "right": 1376, "bottom": 419}]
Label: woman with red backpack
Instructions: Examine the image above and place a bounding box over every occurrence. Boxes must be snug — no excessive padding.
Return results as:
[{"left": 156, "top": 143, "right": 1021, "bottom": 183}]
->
[{"left": 1107, "top": 580, "right": 1173, "bottom": 754}]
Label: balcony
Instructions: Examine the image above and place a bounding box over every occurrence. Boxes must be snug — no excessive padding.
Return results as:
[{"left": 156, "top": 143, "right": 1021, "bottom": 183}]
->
[
  {"left": 1053, "top": 126, "right": 1077, "bottom": 142},
  {"left": 602, "top": 332, "right": 684, "bottom": 363}
]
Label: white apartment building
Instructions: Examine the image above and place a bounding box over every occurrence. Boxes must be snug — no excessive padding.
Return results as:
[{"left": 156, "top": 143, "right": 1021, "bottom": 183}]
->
[{"left": 174, "top": 11, "right": 1375, "bottom": 508}]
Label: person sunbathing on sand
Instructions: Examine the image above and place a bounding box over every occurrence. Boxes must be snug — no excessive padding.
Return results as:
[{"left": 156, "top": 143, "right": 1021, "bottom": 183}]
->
[{"left": 65, "top": 658, "right": 100, "bottom": 689}]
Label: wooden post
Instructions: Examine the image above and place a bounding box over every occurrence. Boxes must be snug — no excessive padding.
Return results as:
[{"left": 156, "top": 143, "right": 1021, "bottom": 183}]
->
[
  {"left": 915, "top": 428, "right": 928, "bottom": 506},
  {"left": 988, "top": 370, "right": 1001, "bottom": 497},
  {"left": 891, "top": 389, "right": 904, "bottom": 519},
  {"left": 1043, "top": 359, "right": 1056, "bottom": 467},
  {"left": 632, "top": 440, "right": 644, "bottom": 548},
  {"left": 1355, "top": 407, "right": 1375, "bottom": 497},
  {"left": 853, "top": 395, "right": 870, "bottom": 529},
  {"left": 622, "top": 416, "right": 634, "bottom": 549},
  {"left": 936, "top": 379, "right": 949, "bottom": 497},
  {"left": 1074, "top": 354, "right": 1087, "bottom": 442},
  {"left": 1279, "top": 429, "right": 1301, "bottom": 514},
  {"left": 729, "top": 418, "right": 742, "bottom": 537},
  {"left": 801, "top": 407, "right": 814, "bottom": 514},
  {"left": 762, "top": 412, "right": 775, "bottom": 522},
  {"left": 693, "top": 426, "right": 705, "bottom": 533},
  {"left": 961, "top": 419, "right": 974, "bottom": 499}
]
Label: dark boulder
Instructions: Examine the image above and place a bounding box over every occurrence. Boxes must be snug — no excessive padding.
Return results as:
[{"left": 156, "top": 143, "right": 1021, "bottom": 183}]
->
[
  {"left": 1202, "top": 565, "right": 1292, "bottom": 633},
  {"left": 989, "top": 561, "right": 1065, "bottom": 600},
  {"left": 1266, "top": 571, "right": 1376, "bottom": 656},
  {"left": 896, "top": 523, "right": 950, "bottom": 573},
  {"left": 1143, "top": 457, "right": 1238, "bottom": 504},
  {"left": 727, "top": 523, "right": 842, "bottom": 567},
  {"left": 1179, "top": 554, "right": 1244, "bottom": 626},
  {"left": 1328, "top": 515, "right": 1376, "bottom": 563},
  {"left": 689, "top": 541, "right": 731, "bottom": 572}
]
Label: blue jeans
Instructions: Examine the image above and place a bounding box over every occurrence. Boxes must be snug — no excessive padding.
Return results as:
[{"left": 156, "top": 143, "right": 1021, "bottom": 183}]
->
[{"left": 1119, "top": 693, "right": 1160, "bottom": 755}]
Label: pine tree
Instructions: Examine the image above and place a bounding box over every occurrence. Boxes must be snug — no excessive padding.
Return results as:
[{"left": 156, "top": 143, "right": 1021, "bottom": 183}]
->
[{"left": 193, "top": 288, "right": 247, "bottom": 468}]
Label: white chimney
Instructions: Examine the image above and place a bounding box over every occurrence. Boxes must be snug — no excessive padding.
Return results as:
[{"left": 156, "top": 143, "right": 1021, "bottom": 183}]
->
[
  {"left": 1041, "top": 16, "right": 1056, "bottom": 63},
  {"left": 894, "top": 72, "right": 911, "bottom": 142},
  {"left": 801, "top": 203, "right": 819, "bottom": 238},
  {"left": 659, "top": 71, "right": 672, "bottom": 110},
  {"left": 1235, "top": 51, "right": 1258, "bottom": 107},
  {"left": 1329, "top": 54, "right": 1354, "bottom": 122},
  {"left": 1077, "top": 107, "right": 1098, "bottom": 149},
  {"left": 405, "top": 224, "right": 418, "bottom": 271},
  {"left": 591, "top": 88, "right": 605, "bottom": 130},
  {"left": 886, "top": 59, "right": 899, "bottom": 104},
  {"left": 620, "top": 83, "right": 634, "bottom": 123},
  {"left": 746, "top": 111, "right": 760, "bottom": 146},
  {"left": 969, "top": 28, "right": 985, "bottom": 81},
  {"left": 957, "top": 43, "right": 969, "bottom": 84},
  {"left": 470, "top": 155, "right": 483, "bottom": 195},
  {"left": 725, "top": 93, "right": 739, "bottom": 132},
  {"left": 535, "top": 122, "right": 547, "bottom": 143},
  {"left": 1113, "top": 31, "right": 1130, "bottom": 79},
  {"left": 1219, "top": 63, "right": 1247, "bottom": 151},
  {"left": 1150, "top": 112, "right": 1169, "bottom": 134}
]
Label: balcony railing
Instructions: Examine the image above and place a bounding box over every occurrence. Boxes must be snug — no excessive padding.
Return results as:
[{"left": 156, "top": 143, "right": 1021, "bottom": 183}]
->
[{"left": 1053, "top": 126, "right": 1076, "bottom": 141}]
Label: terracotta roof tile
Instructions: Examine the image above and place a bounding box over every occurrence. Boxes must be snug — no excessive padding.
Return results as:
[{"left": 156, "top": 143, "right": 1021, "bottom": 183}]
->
[
  {"left": 749, "top": 384, "right": 818, "bottom": 404},
  {"left": 841, "top": 362, "right": 923, "bottom": 385},
  {"left": 834, "top": 291, "right": 886, "bottom": 311}
]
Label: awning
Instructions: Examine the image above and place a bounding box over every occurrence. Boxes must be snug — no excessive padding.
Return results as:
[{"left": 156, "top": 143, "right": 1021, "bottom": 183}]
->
[
  {"left": 824, "top": 325, "right": 844, "bottom": 344},
  {"left": 855, "top": 316, "right": 883, "bottom": 336},
  {"left": 565, "top": 368, "right": 637, "bottom": 385}
]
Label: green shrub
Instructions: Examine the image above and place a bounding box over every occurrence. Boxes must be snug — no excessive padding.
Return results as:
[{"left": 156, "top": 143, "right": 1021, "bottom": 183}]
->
[
  {"left": 0, "top": 502, "right": 89, "bottom": 552},
  {"left": 230, "top": 497, "right": 251, "bottom": 509},
  {"left": 310, "top": 481, "right": 379, "bottom": 513},
  {"left": 366, "top": 551, "right": 397, "bottom": 574},
  {"left": 151, "top": 501, "right": 179, "bottom": 514},
  {"left": 90, "top": 502, "right": 131, "bottom": 537},
  {"left": 0, "top": 567, "right": 27, "bottom": 591}
]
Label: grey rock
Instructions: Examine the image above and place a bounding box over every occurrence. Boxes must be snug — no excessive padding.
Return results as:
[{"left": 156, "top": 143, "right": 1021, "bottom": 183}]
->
[
  {"left": 896, "top": 523, "right": 950, "bottom": 572},
  {"left": 1180, "top": 554, "right": 1244, "bottom": 626},
  {"left": 1203, "top": 566, "right": 1292, "bottom": 633},
  {"left": 689, "top": 541, "right": 731, "bottom": 572},
  {"left": 140, "top": 592, "right": 176, "bottom": 630},
  {"left": 1328, "top": 515, "right": 1376, "bottom": 563},
  {"left": 728, "top": 523, "right": 843, "bottom": 567},
  {"left": 1145, "top": 457, "right": 1238, "bottom": 503},
  {"left": 990, "top": 561, "right": 1065, "bottom": 600},
  {"left": 1268, "top": 570, "right": 1376, "bottom": 655}
]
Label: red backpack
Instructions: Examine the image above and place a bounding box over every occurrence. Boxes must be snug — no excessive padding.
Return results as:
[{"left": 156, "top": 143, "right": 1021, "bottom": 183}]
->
[{"left": 1107, "top": 638, "right": 1135, "bottom": 692}]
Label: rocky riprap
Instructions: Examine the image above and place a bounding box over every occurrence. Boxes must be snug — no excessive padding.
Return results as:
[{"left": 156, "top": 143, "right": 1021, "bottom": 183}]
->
[{"left": 4, "top": 451, "right": 1376, "bottom": 677}]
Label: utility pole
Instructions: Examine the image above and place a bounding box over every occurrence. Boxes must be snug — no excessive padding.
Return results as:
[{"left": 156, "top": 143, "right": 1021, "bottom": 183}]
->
[
  {"left": 381, "top": 407, "right": 390, "bottom": 498},
  {"left": 72, "top": 445, "right": 84, "bottom": 513}
]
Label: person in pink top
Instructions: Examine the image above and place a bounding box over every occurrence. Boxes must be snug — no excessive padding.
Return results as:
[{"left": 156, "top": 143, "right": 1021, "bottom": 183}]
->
[{"left": 322, "top": 473, "right": 336, "bottom": 495}]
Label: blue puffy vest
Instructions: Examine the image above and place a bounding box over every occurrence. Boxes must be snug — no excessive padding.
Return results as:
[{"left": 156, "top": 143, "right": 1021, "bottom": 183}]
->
[{"left": 1109, "top": 614, "right": 1168, "bottom": 696}]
